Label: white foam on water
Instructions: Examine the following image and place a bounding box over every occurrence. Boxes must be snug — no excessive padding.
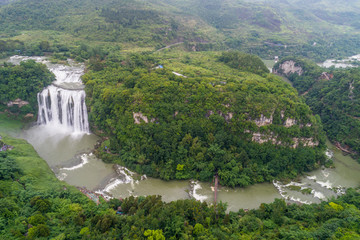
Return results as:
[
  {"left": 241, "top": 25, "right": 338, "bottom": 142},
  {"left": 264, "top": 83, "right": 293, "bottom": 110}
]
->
[
  {"left": 325, "top": 149, "right": 334, "bottom": 159},
  {"left": 8, "top": 55, "right": 48, "bottom": 65},
  {"left": 273, "top": 181, "right": 314, "bottom": 204},
  {"left": 97, "top": 165, "right": 137, "bottom": 196},
  {"left": 307, "top": 175, "right": 317, "bottom": 180},
  {"left": 57, "top": 172, "right": 68, "bottom": 181},
  {"left": 321, "top": 169, "right": 330, "bottom": 178},
  {"left": 61, "top": 153, "right": 90, "bottom": 171},
  {"left": 317, "top": 180, "right": 333, "bottom": 189},
  {"left": 288, "top": 196, "right": 312, "bottom": 205},
  {"left": 189, "top": 181, "right": 208, "bottom": 202},
  {"left": 312, "top": 190, "right": 326, "bottom": 200},
  {"left": 94, "top": 190, "right": 112, "bottom": 200},
  {"left": 103, "top": 179, "right": 126, "bottom": 192}
]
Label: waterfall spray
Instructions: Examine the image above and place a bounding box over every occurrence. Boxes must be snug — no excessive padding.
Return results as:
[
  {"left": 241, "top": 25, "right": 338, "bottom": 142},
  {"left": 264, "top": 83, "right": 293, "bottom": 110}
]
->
[{"left": 37, "top": 62, "right": 90, "bottom": 133}]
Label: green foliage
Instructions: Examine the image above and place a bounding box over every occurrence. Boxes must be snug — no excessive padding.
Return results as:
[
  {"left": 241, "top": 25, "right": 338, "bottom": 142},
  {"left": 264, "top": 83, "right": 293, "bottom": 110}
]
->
[
  {"left": 1, "top": 0, "right": 360, "bottom": 60},
  {"left": 0, "top": 152, "right": 21, "bottom": 180},
  {"left": 28, "top": 224, "right": 50, "bottom": 238},
  {"left": 218, "top": 51, "right": 269, "bottom": 76},
  {"left": 0, "top": 60, "right": 54, "bottom": 113},
  {"left": 275, "top": 57, "right": 360, "bottom": 158},
  {"left": 83, "top": 52, "right": 325, "bottom": 186},
  {"left": 144, "top": 229, "right": 166, "bottom": 240},
  {"left": 1, "top": 133, "right": 360, "bottom": 239}
]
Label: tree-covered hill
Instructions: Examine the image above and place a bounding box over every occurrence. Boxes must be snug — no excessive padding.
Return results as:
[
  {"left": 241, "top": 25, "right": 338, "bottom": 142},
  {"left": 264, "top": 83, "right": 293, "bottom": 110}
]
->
[
  {"left": 274, "top": 57, "right": 360, "bottom": 160},
  {"left": 83, "top": 51, "right": 326, "bottom": 187},
  {"left": 0, "top": 0, "right": 360, "bottom": 60}
]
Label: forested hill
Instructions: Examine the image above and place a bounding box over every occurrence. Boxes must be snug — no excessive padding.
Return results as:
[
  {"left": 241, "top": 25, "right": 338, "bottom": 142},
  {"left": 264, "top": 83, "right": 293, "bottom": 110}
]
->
[
  {"left": 1, "top": 0, "right": 360, "bottom": 60},
  {"left": 83, "top": 51, "right": 326, "bottom": 187},
  {"left": 274, "top": 57, "right": 360, "bottom": 160}
]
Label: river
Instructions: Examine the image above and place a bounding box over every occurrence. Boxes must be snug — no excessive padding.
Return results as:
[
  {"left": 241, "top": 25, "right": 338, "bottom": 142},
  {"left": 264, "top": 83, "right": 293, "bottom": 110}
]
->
[{"left": 6, "top": 55, "right": 360, "bottom": 212}]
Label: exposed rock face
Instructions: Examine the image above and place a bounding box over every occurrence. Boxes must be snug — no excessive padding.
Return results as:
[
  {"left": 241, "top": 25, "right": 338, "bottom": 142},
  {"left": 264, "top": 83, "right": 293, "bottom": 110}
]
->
[
  {"left": 218, "top": 111, "right": 233, "bottom": 122},
  {"left": 254, "top": 114, "right": 273, "bottom": 127},
  {"left": 205, "top": 110, "right": 233, "bottom": 122},
  {"left": 291, "top": 138, "right": 319, "bottom": 148},
  {"left": 284, "top": 118, "right": 297, "bottom": 127},
  {"left": 251, "top": 132, "right": 318, "bottom": 148},
  {"left": 320, "top": 72, "right": 333, "bottom": 80},
  {"left": 349, "top": 81, "right": 355, "bottom": 100},
  {"left": 252, "top": 132, "right": 280, "bottom": 145},
  {"left": 274, "top": 60, "right": 303, "bottom": 76},
  {"left": 300, "top": 123, "right": 312, "bottom": 127},
  {"left": 133, "top": 112, "right": 149, "bottom": 124},
  {"left": 7, "top": 98, "right": 29, "bottom": 108},
  {"left": 24, "top": 113, "right": 34, "bottom": 118}
]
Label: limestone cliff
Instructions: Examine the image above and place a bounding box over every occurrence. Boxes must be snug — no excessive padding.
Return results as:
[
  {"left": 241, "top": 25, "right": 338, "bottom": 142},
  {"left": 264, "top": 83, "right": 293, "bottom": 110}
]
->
[{"left": 273, "top": 60, "right": 303, "bottom": 76}]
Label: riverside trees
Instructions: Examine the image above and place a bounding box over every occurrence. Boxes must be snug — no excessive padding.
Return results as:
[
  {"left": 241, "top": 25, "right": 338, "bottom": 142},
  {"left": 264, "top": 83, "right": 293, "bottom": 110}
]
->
[{"left": 0, "top": 134, "right": 359, "bottom": 239}]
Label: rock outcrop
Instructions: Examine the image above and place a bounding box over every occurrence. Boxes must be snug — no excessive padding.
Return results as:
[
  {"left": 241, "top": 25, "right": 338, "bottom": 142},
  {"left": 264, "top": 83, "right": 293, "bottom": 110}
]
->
[
  {"left": 133, "top": 112, "right": 149, "bottom": 124},
  {"left": 284, "top": 118, "right": 297, "bottom": 127},
  {"left": 319, "top": 72, "right": 333, "bottom": 80},
  {"left": 274, "top": 60, "right": 303, "bottom": 76},
  {"left": 250, "top": 132, "right": 318, "bottom": 148},
  {"left": 133, "top": 112, "right": 157, "bottom": 124},
  {"left": 24, "top": 113, "right": 34, "bottom": 118},
  {"left": 254, "top": 114, "right": 273, "bottom": 127},
  {"left": 205, "top": 110, "right": 233, "bottom": 122},
  {"left": 7, "top": 98, "right": 29, "bottom": 108}
]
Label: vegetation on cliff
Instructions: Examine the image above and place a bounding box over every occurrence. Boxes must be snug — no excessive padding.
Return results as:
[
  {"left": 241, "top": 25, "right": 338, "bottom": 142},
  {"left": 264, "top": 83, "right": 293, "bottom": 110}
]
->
[
  {"left": 83, "top": 51, "right": 326, "bottom": 187},
  {"left": 274, "top": 57, "right": 360, "bottom": 159}
]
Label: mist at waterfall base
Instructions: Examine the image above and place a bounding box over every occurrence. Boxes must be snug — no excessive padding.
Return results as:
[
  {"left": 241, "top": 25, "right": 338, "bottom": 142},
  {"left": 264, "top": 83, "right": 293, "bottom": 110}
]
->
[
  {"left": 10, "top": 56, "right": 116, "bottom": 189},
  {"left": 8, "top": 56, "right": 360, "bottom": 212}
]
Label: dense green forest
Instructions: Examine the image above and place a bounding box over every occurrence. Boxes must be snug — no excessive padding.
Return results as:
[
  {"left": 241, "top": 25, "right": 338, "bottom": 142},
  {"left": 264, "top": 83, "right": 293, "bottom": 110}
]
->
[
  {"left": 0, "top": 60, "right": 54, "bottom": 114},
  {"left": 1, "top": 0, "right": 360, "bottom": 239},
  {"left": 1, "top": 0, "right": 360, "bottom": 60},
  {"left": 274, "top": 57, "right": 360, "bottom": 160},
  {"left": 82, "top": 51, "right": 326, "bottom": 187},
  {"left": 0, "top": 134, "right": 359, "bottom": 239}
]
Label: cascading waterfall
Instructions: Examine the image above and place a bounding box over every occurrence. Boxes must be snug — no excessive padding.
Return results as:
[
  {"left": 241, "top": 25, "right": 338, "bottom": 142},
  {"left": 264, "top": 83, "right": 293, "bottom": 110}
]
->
[
  {"left": 37, "top": 86, "right": 89, "bottom": 132},
  {"left": 36, "top": 62, "right": 89, "bottom": 133}
]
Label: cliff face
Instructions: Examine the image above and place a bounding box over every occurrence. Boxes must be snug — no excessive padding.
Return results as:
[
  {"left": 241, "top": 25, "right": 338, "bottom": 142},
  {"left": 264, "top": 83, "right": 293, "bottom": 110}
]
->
[{"left": 273, "top": 60, "right": 303, "bottom": 76}]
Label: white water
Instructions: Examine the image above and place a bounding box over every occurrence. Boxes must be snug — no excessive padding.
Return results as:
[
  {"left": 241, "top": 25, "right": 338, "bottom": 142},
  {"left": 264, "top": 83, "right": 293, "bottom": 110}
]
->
[
  {"left": 10, "top": 56, "right": 115, "bottom": 190},
  {"left": 37, "top": 85, "right": 89, "bottom": 133},
  {"left": 37, "top": 64, "right": 89, "bottom": 133},
  {"left": 9, "top": 55, "right": 89, "bottom": 133},
  {"left": 320, "top": 54, "right": 360, "bottom": 68}
]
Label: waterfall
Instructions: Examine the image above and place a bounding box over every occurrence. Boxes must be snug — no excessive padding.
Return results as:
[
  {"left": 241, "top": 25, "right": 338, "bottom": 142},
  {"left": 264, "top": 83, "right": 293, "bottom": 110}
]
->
[
  {"left": 36, "top": 61, "right": 90, "bottom": 133},
  {"left": 37, "top": 86, "right": 89, "bottom": 133},
  {"left": 7, "top": 56, "right": 90, "bottom": 133}
]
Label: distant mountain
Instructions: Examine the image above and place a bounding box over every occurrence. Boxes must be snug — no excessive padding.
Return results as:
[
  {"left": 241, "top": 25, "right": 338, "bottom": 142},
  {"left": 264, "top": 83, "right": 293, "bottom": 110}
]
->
[{"left": 0, "top": 0, "right": 359, "bottom": 59}]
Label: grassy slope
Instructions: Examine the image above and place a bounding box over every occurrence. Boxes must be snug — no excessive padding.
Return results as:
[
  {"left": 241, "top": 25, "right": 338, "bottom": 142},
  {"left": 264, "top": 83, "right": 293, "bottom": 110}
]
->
[
  {"left": 0, "top": 113, "right": 23, "bottom": 136},
  {"left": 0, "top": 114, "right": 81, "bottom": 193}
]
